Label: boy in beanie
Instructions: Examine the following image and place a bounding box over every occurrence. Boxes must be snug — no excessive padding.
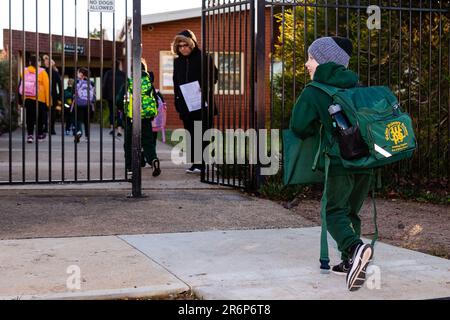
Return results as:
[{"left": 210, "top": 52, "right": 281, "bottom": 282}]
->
[{"left": 289, "top": 36, "right": 373, "bottom": 291}]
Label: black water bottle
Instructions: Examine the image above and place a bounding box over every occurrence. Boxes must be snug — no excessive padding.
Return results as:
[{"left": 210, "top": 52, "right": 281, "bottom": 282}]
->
[{"left": 328, "top": 104, "right": 350, "bottom": 131}]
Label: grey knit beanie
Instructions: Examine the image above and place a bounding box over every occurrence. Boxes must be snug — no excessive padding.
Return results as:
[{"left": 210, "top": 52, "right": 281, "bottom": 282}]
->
[{"left": 308, "top": 36, "right": 353, "bottom": 67}]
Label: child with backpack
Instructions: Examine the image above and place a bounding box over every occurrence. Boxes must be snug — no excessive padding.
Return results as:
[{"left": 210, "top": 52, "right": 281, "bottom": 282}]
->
[
  {"left": 72, "top": 68, "right": 96, "bottom": 143},
  {"left": 289, "top": 36, "right": 416, "bottom": 291},
  {"left": 124, "top": 59, "right": 161, "bottom": 178},
  {"left": 19, "top": 55, "right": 50, "bottom": 143}
]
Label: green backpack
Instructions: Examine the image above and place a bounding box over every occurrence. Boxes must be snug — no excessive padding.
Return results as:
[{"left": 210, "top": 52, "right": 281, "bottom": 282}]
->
[
  {"left": 308, "top": 81, "right": 416, "bottom": 169},
  {"left": 307, "top": 81, "right": 417, "bottom": 271}
]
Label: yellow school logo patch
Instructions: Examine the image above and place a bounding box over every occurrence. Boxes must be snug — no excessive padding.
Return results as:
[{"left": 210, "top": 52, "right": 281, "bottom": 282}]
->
[{"left": 385, "top": 121, "right": 409, "bottom": 152}]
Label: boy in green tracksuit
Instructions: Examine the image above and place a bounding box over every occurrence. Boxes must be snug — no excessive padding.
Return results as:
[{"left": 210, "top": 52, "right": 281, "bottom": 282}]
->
[
  {"left": 124, "top": 61, "right": 161, "bottom": 178},
  {"left": 290, "top": 36, "right": 373, "bottom": 291}
]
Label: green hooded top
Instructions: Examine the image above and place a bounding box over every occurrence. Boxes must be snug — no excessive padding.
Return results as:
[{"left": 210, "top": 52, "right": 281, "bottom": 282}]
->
[
  {"left": 289, "top": 62, "right": 371, "bottom": 176},
  {"left": 126, "top": 71, "right": 158, "bottom": 119}
]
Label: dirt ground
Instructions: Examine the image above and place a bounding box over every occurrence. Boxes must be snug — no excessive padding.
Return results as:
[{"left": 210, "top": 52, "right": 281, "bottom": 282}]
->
[{"left": 286, "top": 197, "right": 450, "bottom": 259}]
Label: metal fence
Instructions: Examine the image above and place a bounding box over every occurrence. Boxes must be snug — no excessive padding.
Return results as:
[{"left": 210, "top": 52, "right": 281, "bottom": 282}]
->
[
  {"left": 0, "top": 0, "right": 143, "bottom": 190},
  {"left": 202, "top": 0, "right": 450, "bottom": 191}
]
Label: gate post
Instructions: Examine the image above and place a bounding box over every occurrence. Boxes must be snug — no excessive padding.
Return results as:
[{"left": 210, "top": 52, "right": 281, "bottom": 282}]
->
[
  {"left": 131, "top": 0, "right": 142, "bottom": 197},
  {"left": 255, "top": 0, "right": 266, "bottom": 189}
]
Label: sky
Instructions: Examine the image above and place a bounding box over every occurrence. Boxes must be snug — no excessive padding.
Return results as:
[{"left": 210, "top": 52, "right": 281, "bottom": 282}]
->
[{"left": 0, "top": 0, "right": 201, "bottom": 50}]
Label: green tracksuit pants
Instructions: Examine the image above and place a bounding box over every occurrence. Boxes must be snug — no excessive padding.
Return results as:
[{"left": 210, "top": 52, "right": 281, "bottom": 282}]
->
[
  {"left": 324, "top": 173, "right": 373, "bottom": 261},
  {"left": 124, "top": 117, "right": 157, "bottom": 170}
]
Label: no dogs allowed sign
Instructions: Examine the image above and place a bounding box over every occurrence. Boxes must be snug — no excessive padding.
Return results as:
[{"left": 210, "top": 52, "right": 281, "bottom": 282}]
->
[{"left": 89, "top": 0, "right": 115, "bottom": 12}]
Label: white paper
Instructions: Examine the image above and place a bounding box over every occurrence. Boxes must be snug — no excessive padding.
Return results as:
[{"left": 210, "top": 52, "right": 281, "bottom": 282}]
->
[{"left": 179, "top": 81, "right": 206, "bottom": 112}]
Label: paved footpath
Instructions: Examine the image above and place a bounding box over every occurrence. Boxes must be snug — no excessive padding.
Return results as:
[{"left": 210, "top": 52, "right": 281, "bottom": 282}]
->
[{"left": 0, "top": 129, "right": 449, "bottom": 300}]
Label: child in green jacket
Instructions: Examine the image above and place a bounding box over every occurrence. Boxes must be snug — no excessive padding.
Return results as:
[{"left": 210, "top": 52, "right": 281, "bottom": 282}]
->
[
  {"left": 124, "top": 60, "right": 161, "bottom": 178},
  {"left": 289, "top": 36, "right": 373, "bottom": 291}
]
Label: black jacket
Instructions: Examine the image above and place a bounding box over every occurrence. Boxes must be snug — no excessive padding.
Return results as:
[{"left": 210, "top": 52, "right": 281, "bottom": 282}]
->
[
  {"left": 173, "top": 47, "right": 218, "bottom": 122},
  {"left": 46, "top": 67, "right": 62, "bottom": 106},
  {"left": 102, "top": 69, "right": 126, "bottom": 102}
]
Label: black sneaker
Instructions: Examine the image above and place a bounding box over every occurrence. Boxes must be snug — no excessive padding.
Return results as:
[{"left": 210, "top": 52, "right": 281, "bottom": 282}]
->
[
  {"left": 152, "top": 159, "right": 161, "bottom": 177},
  {"left": 186, "top": 165, "right": 201, "bottom": 174},
  {"left": 332, "top": 261, "right": 351, "bottom": 276},
  {"left": 126, "top": 169, "right": 133, "bottom": 182},
  {"left": 346, "top": 243, "right": 373, "bottom": 292},
  {"left": 74, "top": 131, "right": 82, "bottom": 144}
]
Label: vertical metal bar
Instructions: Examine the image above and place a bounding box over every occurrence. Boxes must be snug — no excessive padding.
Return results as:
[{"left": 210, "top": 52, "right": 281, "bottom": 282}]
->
[
  {"left": 304, "top": 2, "right": 308, "bottom": 89},
  {"left": 131, "top": 0, "right": 142, "bottom": 197},
  {"left": 377, "top": 0, "right": 381, "bottom": 86},
  {"left": 244, "top": 1, "right": 250, "bottom": 188},
  {"left": 324, "top": 0, "right": 328, "bottom": 36},
  {"left": 221, "top": 3, "right": 226, "bottom": 186},
  {"left": 112, "top": 10, "right": 117, "bottom": 180},
  {"left": 35, "top": 0, "right": 39, "bottom": 182},
  {"left": 87, "top": 6, "right": 91, "bottom": 181},
  {"left": 428, "top": 0, "right": 432, "bottom": 181},
  {"left": 61, "top": 0, "right": 66, "bottom": 182},
  {"left": 249, "top": 0, "right": 255, "bottom": 189},
  {"left": 314, "top": 0, "right": 317, "bottom": 46},
  {"left": 448, "top": 20, "right": 450, "bottom": 187},
  {"left": 232, "top": 3, "right": 237, "bottom": 187},
  {"left": 388, "top": 0, "right": 392, "bottom": 89},
  {"left": 238, "top": 1, "right": 243, "bottom": 187},
  {"left": 74, "top": 0, "right": 78, "bottom": 181},
  {"left": 292, "top": 5, "right": 296, "bottom": 109},
  {"left": 418, "top": 0, "right": 422, "bottom": 179},
  {"left": 408, "top": 0, "right": 412, "bottom": 115},
  {"left": 368, "top": 0, "right": 371, "bottom": 87},
  {"left": 49, "top": 0, "right": 53, "bottom": 182},
  {"left": 210, "top": 1, "right": 216, "bottom": 184},
  {"left": 100, "top": 12, "right": 104, "bottom": 181},
  {"left": 22, "top": 0, "right": 26, "bottom": 183},
  {"left": 255, "top": 0, "right": 266, "bottom": 189},
  {"left": 335, "top": 0, "right": 339, "bottom": 36},
  {"left": 357, "top": 0, "right": 360, "bottom": 78},
  {"left": 270, "top": 6, "right": 274, "bottom": 131},
  {"left": 124, "top": 0, "right": 128, "bottom": 180},
  {"left": 398, "top": 0, "right": 402, "bottom": 106},
  {"left": 281, "top": 6, "right": 285, "bottom": 129},
  {"left": 437, "top": 1, "right": 442, "bottom": 179},
  {"left": 407, "top": 0, "right": 413, "bottom": 175},
  {"left": 227, "top": 4, "right": 231, "bottom": 186},
  {"left": 201, "top": 0, "right": 206, "bottom": 183},
  {"left": 396, "top": 0, "right": 403, "bottom": 181},
  {"left": 9, "top": 0, "right": 12, "bottom": 183},
  {"left": 346, "top": 0, "right": 349, "bottom": 39}
]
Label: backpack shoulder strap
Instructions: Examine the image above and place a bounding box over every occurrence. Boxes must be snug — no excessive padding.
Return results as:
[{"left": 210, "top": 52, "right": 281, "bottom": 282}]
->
[{"left": 307, "top": 81, "right": 341, "bottom": 98}]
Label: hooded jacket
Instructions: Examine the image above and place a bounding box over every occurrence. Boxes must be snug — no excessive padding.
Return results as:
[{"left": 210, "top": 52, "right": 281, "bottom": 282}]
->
[
  {"left": 172, "top": 30, "right": 218, "bottom": 122},
  {"left": 290, "top": 62, "right": 371, "bottom": 176}
]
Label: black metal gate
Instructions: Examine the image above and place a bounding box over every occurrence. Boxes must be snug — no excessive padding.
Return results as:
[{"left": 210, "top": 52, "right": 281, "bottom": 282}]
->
[
  {"left": 202, "top": 0, "right": 450, "bottom": 191},
  {"left": 0, "top": 0, "right": 143, "bottom": 191}
]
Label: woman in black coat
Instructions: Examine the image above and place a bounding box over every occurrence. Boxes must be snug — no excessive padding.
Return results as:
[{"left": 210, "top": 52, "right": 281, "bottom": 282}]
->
[{"left": 172, "top": 29, "right": 218, "bottom": 173}]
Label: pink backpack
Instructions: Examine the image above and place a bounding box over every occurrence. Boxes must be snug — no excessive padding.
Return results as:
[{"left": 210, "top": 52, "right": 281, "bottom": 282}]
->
[
  {"left": 152, "top": 94, "right": 167, "bottom": 142},
  {"left": 19, "top": 68, "right": 45, "bottom": 97}
]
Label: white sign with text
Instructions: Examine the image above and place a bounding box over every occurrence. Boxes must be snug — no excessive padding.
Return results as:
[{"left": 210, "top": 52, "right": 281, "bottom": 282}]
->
[{"left": 89, "top": 0, "right": 115, "bottom": 12}]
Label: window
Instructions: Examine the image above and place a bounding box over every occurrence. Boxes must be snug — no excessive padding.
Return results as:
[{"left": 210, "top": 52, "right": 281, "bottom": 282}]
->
[
  {"left": 159, "top": 51, "right": 175, "bottom": 94},
  {"left": 214, "top": 52, "right": 245, "bottom": 95}
]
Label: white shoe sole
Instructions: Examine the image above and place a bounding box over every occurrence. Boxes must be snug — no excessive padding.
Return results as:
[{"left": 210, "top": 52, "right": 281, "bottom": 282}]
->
[{"left": 346, "top": 244, "right": 373, "bottom": 292}]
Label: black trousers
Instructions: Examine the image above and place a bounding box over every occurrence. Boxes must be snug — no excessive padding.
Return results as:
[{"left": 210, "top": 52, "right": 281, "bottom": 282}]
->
[
  {"left": 182, "top": 111, "right": 211, "bottom": 165},
  {"left": 25, "top": 99, "right": 47, "bottom": 136}
]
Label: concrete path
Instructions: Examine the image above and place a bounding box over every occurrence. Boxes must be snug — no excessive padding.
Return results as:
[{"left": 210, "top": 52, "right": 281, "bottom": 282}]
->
[
  {"left": 1, "top": 228, "right": 449, "bottom": 300},
  {"left": 0, "top": 236, "right": 189, "bottom": 300}
]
